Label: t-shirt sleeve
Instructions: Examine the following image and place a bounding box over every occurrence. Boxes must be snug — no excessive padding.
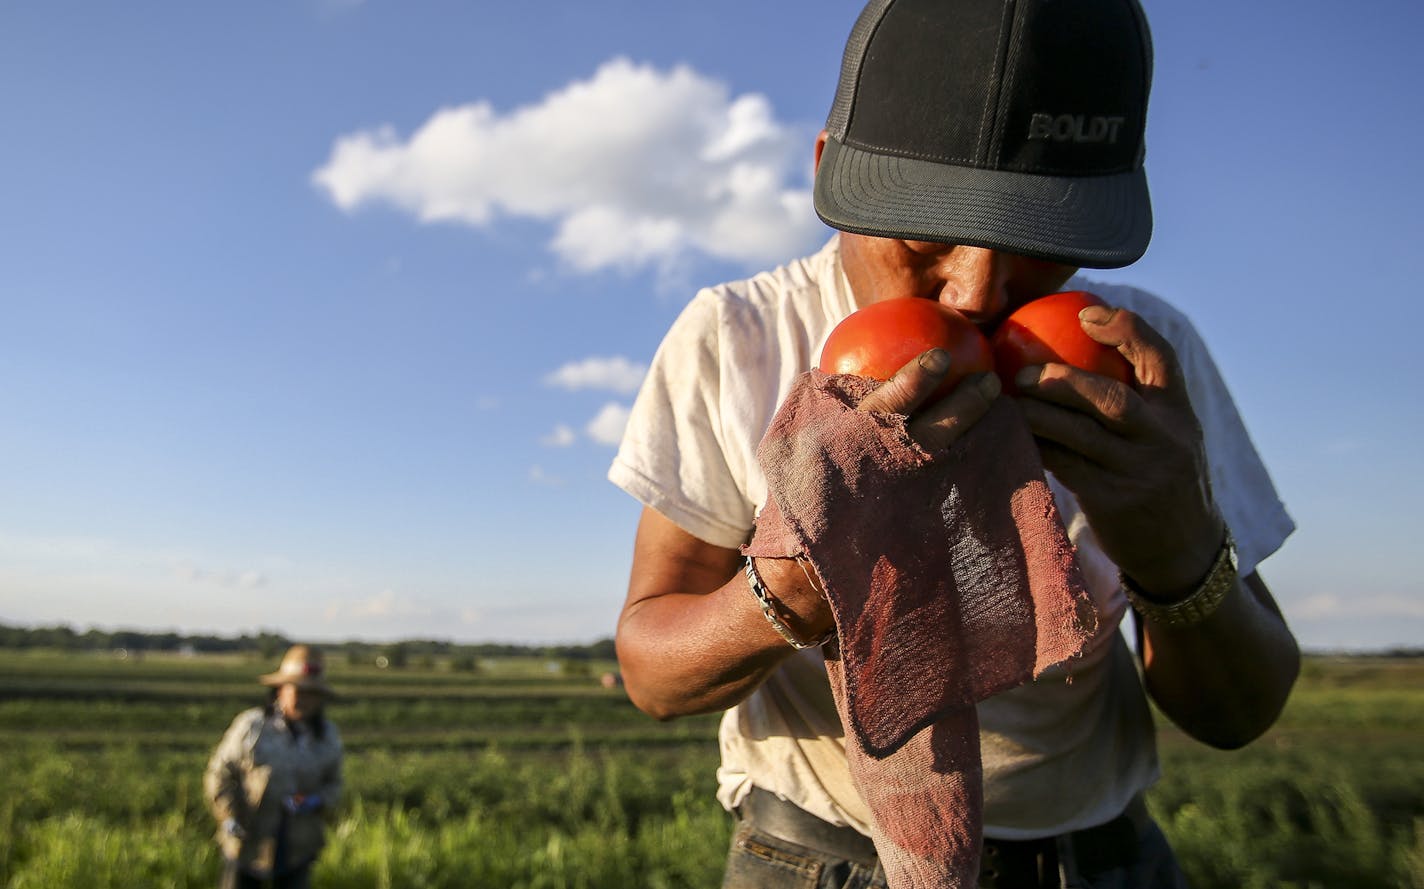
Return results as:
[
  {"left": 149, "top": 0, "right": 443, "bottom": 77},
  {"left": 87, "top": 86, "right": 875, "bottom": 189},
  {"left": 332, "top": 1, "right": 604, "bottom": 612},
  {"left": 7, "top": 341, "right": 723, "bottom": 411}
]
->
[
  {"left": 1095, "top": 283, "right": 1296, "bottom": 576},
  {"left": 608, "top": 290, "right": 756, "bottom": 550}
]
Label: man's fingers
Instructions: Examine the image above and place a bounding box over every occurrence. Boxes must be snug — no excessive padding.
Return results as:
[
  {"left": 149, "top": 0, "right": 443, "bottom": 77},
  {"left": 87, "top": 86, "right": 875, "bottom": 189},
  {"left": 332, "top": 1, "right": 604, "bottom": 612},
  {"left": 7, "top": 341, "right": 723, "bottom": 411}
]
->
[
  {"left": 857, "top": 349, "right": 952, "bottom": 415},
  {"left": 1078, "top": 305, "right": 1182, "bottom": 393},
  {"left": 853, "top": 349, "right": 999, "bottom": 451},
  {"left": 1033, "top": 437, "right": 1105, "bottom": 491},
  {"left": 1016, "top": 363, "right": 1142, "bottom": 435},
  {"left": 1018, "top": 396, "right": 1134, "bottom": 470},
  {"left": 907, "top": 372, "right": 1000, "bottom": 451},
  {"left": 1015, "top": 304, "right": 1179, "bottom": 435}
]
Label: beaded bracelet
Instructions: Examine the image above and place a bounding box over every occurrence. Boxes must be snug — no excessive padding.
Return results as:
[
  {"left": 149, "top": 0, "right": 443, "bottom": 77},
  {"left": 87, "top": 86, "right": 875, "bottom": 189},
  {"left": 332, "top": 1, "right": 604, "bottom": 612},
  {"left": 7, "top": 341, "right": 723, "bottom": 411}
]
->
[{"left": 743, "top": 556, "right": 835, "bottom": 650}]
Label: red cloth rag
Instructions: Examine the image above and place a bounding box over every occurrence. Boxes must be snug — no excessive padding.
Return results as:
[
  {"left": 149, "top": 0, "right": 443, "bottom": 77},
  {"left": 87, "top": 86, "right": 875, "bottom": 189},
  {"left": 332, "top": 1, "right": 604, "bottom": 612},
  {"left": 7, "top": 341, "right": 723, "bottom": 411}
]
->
[{"left": 743, "top": 370, "right": 1097, "bottom": 889}]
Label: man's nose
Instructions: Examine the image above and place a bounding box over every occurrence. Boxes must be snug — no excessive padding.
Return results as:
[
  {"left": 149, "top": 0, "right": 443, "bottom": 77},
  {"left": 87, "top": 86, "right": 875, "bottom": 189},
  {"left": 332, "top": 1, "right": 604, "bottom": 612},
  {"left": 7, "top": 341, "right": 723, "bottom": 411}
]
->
[{"left": 932, "top": 246, "right": 1011, "bottom": 325}]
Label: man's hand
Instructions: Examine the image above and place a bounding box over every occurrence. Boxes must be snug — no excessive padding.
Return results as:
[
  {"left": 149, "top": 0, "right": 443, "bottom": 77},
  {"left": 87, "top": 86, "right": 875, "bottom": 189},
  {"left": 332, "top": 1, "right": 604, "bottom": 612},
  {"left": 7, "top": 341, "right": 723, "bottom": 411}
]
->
[
  {"left": 742, "top": 351, "right": 1004, "bottom": 662},
  {"left": 857, "top": 348, "right": 1002, "bottom": 452},
  {"left": 1011, "top": 304, "right": 1223, "bottom": 598},
  {"left": 1008, "top": 302, "right": 1301, "bottom": 748}
]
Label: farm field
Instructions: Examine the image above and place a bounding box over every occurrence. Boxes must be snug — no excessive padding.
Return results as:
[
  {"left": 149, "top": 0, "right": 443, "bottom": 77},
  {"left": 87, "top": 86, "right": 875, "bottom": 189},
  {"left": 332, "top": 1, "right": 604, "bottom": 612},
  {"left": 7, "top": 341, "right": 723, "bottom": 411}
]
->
[{"left": 1, "top": 649, "right": 1421, "bottom": 888}]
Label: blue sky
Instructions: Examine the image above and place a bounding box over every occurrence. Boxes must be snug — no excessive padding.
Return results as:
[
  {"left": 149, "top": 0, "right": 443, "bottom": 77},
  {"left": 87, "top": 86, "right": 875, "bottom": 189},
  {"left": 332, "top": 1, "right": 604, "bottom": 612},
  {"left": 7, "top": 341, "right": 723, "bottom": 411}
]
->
[{"left": 2, "top": 0, "right": 1421, "bottom": 650}]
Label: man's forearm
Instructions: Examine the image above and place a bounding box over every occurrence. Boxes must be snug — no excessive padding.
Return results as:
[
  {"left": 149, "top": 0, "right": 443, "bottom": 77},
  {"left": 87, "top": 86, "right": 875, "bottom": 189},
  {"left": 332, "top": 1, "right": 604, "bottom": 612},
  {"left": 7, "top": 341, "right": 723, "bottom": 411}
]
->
[
  {"left": 1140, "top": 571, "right": 1299, "bottom": 748},
  {"left": 616, "top": 580, "right": 801, "bottom": 720},
  {"left": 617, "top": 507, "right": 835, "bottom": 721}
]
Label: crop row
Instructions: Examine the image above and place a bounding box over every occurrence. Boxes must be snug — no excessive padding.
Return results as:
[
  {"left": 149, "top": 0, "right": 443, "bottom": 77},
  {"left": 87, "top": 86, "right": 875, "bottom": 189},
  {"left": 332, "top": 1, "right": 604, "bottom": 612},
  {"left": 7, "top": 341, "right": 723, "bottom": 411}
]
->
[
  {"left": 3, "top": 653, "right": 1423, "bottom": 887},
  {"left": 3, "top": 739, "right": 1421, "bottom": 888}
]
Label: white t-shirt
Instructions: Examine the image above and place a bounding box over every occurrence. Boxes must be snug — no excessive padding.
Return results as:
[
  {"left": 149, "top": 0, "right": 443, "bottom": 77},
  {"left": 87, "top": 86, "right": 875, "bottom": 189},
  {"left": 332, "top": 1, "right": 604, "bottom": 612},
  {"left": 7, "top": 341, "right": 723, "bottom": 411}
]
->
[{"left": 608, "top": 237, "right": 1295, "bottom": 839}]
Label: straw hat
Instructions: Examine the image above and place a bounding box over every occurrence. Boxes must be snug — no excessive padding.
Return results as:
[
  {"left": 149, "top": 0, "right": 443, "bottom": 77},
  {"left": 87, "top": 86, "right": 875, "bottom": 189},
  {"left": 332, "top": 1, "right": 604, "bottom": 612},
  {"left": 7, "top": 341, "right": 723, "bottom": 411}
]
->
[{"left": 259, "top": 644, "right": 335, "bottom": 695}]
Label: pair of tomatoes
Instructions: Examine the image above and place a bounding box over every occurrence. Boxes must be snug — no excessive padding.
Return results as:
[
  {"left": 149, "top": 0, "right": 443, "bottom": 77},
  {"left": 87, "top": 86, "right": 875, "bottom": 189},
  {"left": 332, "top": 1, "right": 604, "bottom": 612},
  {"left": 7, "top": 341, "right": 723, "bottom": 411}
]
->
[{"left": 817, "top": 291, "right": 1132, "bottom": 401}]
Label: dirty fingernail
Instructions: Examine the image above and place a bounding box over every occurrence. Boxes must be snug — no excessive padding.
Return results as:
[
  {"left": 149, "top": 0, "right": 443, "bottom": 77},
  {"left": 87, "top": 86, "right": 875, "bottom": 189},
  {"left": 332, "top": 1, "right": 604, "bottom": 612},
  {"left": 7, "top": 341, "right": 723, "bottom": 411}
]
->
[
  {"left": 1015, "top": 366, "right": 1042, "bottom": 389},
  {"left": 977, "top": 373, "right": 1001, "bottom": 399},
  {"left": 920, "top": 348, "right": 950, "bottom": 374}
]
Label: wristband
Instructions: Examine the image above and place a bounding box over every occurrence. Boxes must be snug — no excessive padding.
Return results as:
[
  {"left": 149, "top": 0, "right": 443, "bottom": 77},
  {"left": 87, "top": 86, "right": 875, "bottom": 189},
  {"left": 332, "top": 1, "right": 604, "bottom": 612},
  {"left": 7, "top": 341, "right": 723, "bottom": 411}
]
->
[
  {"left": 744, "top": 557, "right": 834, "bottom": 650},
  {"left": 1122, "top": 531, "right": 1238, "bottom": 628}
]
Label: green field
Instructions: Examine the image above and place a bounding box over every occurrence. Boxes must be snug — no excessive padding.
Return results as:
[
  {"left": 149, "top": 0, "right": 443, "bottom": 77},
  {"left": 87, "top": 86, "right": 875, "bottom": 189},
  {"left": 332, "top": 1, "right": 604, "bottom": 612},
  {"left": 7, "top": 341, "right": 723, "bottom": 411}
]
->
[{"left": 1, "top": 650, "right": 1420, "bottom": 888}]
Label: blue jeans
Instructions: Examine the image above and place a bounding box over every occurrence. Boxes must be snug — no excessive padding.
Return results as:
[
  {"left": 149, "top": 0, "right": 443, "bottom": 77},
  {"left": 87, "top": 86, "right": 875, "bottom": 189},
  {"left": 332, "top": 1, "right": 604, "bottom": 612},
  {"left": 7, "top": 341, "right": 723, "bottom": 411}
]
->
[
  {"left": 722, "top": 820, "right": 888, "bottom": 888},
  {"left": 219, "top": 859, "right": 312, "bottom": 889},
  {"left": 720, "top": 807, "right": 1191, "bottom": 889},
  {"left": 1057, "top": 822, "right": 1191, "bottom": 889}
]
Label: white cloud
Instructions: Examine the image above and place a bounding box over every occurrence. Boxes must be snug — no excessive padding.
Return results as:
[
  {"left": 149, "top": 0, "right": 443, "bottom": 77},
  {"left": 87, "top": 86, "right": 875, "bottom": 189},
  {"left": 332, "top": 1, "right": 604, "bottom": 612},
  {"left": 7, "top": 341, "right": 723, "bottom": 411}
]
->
[
  {"left": 0, "top": 531, "right": 180, "bottom": 566},
  {"left": 586, "top": 402, "right": 631, "bottom": 446},
  {"left": 326, "top": 589, "right": 434, "bottom": 621},
  {"left": 311, "top": 57, "right": 823, "bottom": 274},
  {"left": 528, "top": 465, "right": 565, "bottom": 487},
  {"left": 545, "top": 356, "right": 647, "bottom": 394},
  {"left": 0, "top": 534, "right": 268, "bottom": 594},
  {"left": 1294, "top": 593, "right": 1424, "bottom": 621},
  {"left": 177, "top": 564, "right": 269, "bottom": 589},
  {"left": 540, "top": 425, "right": 577, "bottom": 447}
]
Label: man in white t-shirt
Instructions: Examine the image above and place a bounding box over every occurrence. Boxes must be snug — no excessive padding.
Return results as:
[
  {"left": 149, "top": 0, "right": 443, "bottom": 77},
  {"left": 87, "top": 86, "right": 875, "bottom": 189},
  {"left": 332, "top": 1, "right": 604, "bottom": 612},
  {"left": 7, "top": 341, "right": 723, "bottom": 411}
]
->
[{"left": 609, "top": 1, "right": 1300, "bottom": 887}]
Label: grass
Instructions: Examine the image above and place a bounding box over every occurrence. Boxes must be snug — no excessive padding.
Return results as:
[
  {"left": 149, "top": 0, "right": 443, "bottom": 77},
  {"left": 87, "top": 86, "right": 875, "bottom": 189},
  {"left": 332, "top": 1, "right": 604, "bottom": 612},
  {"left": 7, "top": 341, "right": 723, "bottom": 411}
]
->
[{"left": 1, "top": 650, "right": 1420, "bottom": 888}]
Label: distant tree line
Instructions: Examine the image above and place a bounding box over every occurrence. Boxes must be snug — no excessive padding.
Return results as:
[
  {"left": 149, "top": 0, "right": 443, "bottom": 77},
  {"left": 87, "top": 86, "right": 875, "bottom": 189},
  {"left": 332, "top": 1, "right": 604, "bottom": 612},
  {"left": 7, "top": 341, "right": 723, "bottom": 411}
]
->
[
  {"left": 0, "top": 622, "right": 618, "bottom": 663},
  {"left": 6, "top": 621, "right": 1418, "bottom": 663}
]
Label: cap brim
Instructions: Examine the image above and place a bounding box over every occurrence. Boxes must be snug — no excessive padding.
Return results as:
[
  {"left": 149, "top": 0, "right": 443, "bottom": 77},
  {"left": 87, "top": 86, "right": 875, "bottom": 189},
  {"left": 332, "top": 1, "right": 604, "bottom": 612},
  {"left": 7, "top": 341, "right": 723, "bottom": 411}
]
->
[
  {"left": 259, "top": 673, "right": 336, "bottom": 695},
  {"left": 814, "top": 136, "right": 1151, "bottom": 269}
]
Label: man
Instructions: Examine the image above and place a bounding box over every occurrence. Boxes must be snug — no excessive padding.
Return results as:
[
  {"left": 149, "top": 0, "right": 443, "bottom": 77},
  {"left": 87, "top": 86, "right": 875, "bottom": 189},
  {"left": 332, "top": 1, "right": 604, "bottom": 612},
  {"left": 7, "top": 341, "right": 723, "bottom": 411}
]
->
[
  {"left": 609, "top": 0, "right": 1299, "bottom": 886},
  {"left": 205, "top": 645, "right": 344, "bottom": 889}
]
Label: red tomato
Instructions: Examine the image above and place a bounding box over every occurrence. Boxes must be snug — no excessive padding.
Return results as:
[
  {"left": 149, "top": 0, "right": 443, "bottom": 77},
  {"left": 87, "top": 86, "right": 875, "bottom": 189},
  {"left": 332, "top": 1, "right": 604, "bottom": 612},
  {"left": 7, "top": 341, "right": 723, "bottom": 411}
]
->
[
  {"left": 990, "top": 291, "right": 1133, "bottom": 394},
  {"left": 818, "top": 297, "right": 994, "bottom": 403}
]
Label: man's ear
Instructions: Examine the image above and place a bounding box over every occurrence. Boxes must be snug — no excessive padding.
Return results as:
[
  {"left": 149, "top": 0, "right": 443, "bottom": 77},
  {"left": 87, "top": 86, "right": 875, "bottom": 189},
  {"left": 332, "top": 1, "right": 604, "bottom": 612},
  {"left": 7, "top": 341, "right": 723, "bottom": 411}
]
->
[{"left": 813, "top": 130, "right": 829, "bottom": 174}]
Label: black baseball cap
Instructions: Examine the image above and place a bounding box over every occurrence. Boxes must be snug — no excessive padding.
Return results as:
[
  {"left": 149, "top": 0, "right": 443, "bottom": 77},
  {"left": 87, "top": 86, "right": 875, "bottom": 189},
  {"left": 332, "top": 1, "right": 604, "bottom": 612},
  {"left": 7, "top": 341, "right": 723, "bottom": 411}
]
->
[{"left": 814, "top": 0, "right": 1154, "bottom": 268}]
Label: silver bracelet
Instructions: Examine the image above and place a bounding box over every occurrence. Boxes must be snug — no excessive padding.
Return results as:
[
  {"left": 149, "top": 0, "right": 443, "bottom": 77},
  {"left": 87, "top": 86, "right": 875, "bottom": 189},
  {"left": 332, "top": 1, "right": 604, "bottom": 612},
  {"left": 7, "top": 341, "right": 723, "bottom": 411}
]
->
[
  {"left": 1122, "top": 530, "right": 1238, "bottom": 628},
  {"left": 743, "top": 557, "right": 834, "bottom": 650}
]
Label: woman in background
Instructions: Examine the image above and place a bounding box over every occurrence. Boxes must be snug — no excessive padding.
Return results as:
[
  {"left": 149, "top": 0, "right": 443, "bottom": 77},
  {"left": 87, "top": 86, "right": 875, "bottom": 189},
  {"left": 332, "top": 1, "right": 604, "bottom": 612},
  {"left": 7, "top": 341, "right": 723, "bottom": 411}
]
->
[{"left": 204, "top": 644, "right": 344, "bottom": 889}]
